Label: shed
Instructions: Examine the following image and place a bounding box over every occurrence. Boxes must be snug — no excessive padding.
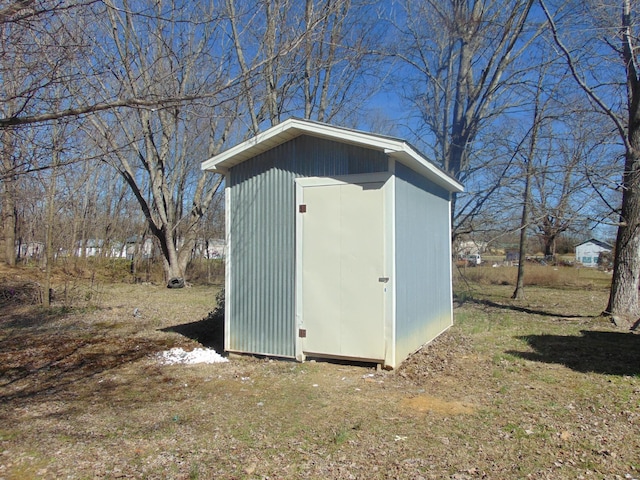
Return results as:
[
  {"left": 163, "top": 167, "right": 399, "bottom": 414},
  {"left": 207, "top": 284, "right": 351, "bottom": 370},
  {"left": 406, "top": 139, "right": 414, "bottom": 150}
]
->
[
  {"left": 505, "top": 249, "right": 520, "bottom": 263},
  {"left": 201, "top": 118, "right": 464, "bottom": 369},
  {"left": 575, "top": 238, "right": 613, "bottom": 267}
]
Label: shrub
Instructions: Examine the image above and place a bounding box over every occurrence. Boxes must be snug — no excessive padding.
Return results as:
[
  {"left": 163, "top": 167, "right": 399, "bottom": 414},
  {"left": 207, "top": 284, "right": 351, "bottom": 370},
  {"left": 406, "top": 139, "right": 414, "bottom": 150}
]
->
[{"left": 209, "top": 288, "right": 225, "bottom": 321}]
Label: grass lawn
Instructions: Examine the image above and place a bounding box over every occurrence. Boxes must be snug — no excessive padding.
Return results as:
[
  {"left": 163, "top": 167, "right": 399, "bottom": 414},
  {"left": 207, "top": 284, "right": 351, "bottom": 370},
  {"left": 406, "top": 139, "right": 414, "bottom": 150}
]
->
[{"left": 0, "top": 264, "right": 639, "bottom": 479}]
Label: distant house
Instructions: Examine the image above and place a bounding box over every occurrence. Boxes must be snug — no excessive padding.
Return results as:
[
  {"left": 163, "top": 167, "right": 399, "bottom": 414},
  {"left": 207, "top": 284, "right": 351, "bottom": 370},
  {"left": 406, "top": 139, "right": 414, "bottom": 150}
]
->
[
  {"left": 75, "top": 238, "right": 155, "bottom": 259},
  {"left": 455, "top": 239, "right": 486, "bottom": 257},
  {"left": 76, "top": 239, "right": 104, "bottom": 257},
  {"left": 192, "top": 239, "right": 226, "bottom": 259},
  {"left": 16, "top": 241, "right": 45, "bottom": 260},
  {"left": 575, "top": 239, "right": 613, "bottom": 267},
  {"left": 125, "top": 237, "right": 155, "bottom": 260}
]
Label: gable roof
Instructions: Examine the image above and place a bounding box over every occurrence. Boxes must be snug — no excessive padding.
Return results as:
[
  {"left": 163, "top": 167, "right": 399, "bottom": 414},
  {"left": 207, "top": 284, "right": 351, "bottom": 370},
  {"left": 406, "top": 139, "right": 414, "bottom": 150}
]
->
[
  {"left": 201, "top": 118, "right": 464, "bottom": 193},
  {"left": 576, "top": 238, "right": 614, "bottom": 250}
]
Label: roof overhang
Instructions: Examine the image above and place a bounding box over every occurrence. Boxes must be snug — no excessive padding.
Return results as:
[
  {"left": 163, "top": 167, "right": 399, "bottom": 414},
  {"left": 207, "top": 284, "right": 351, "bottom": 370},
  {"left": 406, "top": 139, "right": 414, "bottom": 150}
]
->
[
  {"left": 575, "top": 238, "right": 614, "bottom": 249},
  {"left": 201, "top": 118, "right": 464, "bottom": 193}
]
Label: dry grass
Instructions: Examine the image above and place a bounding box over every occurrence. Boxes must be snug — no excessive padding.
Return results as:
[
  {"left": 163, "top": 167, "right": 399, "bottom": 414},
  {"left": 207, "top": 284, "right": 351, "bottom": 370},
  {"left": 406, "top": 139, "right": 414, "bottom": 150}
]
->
[
  {"left": 1, "top": 264, "right": 639, "bottom": 479},
  {"left": 455, "top": 263, "right": 611, "bottom": 290}
]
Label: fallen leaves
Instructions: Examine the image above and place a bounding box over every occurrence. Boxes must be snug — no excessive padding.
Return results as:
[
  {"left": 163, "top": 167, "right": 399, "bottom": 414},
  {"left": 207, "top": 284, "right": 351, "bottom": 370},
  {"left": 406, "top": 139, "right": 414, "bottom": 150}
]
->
[{"left": 401, "top": 395, "right": 475, "bottom": 415}]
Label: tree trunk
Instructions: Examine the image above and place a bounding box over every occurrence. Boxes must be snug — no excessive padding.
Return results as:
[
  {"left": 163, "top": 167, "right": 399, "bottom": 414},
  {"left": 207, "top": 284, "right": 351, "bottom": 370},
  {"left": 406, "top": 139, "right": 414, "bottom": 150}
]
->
[
  {"left": 543, "top": 235, "right": 555, "bottom": 258},
  {"left": 604, "top": 0, "right": 640, "bottom": 329},
  {"left": 1, "top": 179, "right": 16, "bottom": 266},
  {"left": 157, "top": 227, "right": 181, "bottom": 282},
  {"left": 605, "top": 148, "right": 640, "bottom": 328},
  {"left": 513, "top": 73, "right": 544, "bottom": 300},
  {"left": 43, "top": 162, "right": 57, "bottom": 308},
  {"left": 155, "top": 225, "right": 193, "bottom": 285},
  {"left": 43, "top": 121, "right": 63, "bottom": 307},
  {"left": 2, "top": 130, "right": 16, "bottom": 266},
  {"left": 512, "top": 162, "right": 531, "bottom": 300},
  {"left": 163, "top": 256, "right": 185, "bottom": 282}
]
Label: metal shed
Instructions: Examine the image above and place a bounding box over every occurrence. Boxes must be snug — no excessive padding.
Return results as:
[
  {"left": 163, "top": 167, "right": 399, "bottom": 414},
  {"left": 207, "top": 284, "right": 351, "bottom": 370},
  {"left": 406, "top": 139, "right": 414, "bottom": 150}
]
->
[{"left": 201, "top": 118, "right": 464, "bottom": 369}]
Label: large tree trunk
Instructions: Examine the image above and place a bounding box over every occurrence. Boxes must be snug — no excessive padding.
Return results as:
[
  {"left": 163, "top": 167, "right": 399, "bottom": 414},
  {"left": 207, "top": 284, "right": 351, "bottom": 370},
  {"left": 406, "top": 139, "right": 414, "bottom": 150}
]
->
[
  {"left": 163, "top": 256, "right": 185, "bottom": 283},
  {"left": 155, "top": 225, "right": 196, "bottom": 286},
  {"left": 605, "top": 148, "right": 640, "bottom": 328},
  {"left": 543, "top": 235, "right": 555, "bottom": 258},
  {"left": 155, "top": 227, "right": 183, "bottom": 284},
  {"left": 604, "top": 0, "right": 640, "bottom": 329}
]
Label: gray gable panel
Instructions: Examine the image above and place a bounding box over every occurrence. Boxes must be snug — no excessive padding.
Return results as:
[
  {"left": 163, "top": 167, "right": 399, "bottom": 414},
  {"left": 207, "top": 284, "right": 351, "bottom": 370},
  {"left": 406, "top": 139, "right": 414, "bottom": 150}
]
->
[
  {"left": 394, "top": 159, "right": 450, "bottom": 201},
  {"left": 202, "top": 117, "right": 463, "bottom": 194},
  {"left": 229, "top": 135, "right": 388, "bottom": 185},
  {"left": 292, "top": 135, "right": 388, "bottom": 176}
]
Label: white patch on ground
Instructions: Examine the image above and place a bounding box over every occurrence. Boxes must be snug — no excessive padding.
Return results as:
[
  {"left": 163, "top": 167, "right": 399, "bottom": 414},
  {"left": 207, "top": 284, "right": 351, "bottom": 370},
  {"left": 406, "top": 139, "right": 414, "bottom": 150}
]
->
[{"left": 157, "top": 347, "right": 228, "bottom": 365}]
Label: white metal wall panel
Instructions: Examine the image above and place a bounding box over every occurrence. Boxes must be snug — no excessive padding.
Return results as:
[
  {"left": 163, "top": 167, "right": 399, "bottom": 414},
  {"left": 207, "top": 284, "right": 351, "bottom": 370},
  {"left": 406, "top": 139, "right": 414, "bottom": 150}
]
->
[{"left": 394, "top": 162, "right": 453, "bottom": 366}]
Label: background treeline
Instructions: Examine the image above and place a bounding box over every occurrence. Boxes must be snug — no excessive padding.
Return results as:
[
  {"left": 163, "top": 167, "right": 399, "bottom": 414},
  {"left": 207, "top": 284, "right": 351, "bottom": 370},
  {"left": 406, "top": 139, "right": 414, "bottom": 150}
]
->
[{"left": 0, "top": 1, "right": 636, "bottom": 317}]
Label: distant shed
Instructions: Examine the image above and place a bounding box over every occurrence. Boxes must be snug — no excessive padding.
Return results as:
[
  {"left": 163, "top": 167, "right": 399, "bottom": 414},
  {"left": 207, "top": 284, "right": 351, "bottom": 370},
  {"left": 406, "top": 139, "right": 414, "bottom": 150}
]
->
[
  {"left": 201, "top": 118, "right": 464, "bottom": 369},
  {"left": 575, "top": 238, "right": 613, "bottom": 267}
]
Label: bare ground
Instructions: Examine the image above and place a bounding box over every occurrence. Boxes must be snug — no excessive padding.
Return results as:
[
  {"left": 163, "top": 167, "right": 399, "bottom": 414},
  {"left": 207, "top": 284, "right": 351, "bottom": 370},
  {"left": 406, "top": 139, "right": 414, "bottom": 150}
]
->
[{"left": 1, "top": 270, "right": 639, "bottom": 479}]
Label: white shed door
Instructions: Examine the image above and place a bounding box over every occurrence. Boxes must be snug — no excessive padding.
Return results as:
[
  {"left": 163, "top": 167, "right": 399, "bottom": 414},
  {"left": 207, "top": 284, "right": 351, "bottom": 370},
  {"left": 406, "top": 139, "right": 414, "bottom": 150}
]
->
[{"left": 300, "top": 180, "right": 385, "bottom": 360}]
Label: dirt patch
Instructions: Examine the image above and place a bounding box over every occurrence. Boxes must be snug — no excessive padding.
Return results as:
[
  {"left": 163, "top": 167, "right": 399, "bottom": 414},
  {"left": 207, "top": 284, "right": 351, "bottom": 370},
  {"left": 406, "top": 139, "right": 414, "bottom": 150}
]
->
[{"left": 401, "top": 395, "right": 475, "bottom": 415}]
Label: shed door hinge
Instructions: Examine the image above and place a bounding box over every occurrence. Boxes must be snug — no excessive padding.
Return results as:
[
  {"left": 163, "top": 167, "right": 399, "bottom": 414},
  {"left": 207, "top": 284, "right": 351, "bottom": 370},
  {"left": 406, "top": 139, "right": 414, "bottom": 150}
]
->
[{"left": 299, "top": 204, "right": 307, "bottom": 213}]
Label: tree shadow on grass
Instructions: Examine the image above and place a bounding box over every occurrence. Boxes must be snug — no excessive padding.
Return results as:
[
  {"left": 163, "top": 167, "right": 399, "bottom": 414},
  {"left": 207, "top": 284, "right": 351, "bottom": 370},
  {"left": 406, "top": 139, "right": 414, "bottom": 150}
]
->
[
  {"left": 0, "top": 330, "right": 175, "bottom": 404},
  {"left": 160, "top": 313, "right": 225, "bottom": 355},
  {"left": 506, "top": 330, "right": 640, "bottom": 376},
  {"left": 461, "top": 297, "right": 589, "bottom": 319}
]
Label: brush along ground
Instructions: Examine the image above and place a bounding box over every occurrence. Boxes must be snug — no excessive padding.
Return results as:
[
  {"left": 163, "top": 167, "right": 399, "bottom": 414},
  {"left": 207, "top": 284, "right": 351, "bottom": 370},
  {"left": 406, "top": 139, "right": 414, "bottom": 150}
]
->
[{"left": 1, "top": 270, "right": 639, "bottom": 479}]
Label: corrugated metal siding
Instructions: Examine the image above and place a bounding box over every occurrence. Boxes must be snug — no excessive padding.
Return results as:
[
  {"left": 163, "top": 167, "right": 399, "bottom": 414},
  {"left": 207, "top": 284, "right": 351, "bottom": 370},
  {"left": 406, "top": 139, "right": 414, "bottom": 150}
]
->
[
  {"left": 394, "top": 162, "right": 453, "bottom": 365},
  {"left": 227, "top": 135, "right": 388, "bottom": 357},
  {"left": 291, "top": 135, "right": 388, "bottom": 175}
]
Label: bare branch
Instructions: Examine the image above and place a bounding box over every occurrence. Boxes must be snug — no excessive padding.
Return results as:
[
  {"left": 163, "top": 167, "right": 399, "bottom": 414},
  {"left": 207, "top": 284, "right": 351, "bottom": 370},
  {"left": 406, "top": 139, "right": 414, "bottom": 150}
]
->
[{"left": 538, "top": 0, "right": 628, "bottom": 147}]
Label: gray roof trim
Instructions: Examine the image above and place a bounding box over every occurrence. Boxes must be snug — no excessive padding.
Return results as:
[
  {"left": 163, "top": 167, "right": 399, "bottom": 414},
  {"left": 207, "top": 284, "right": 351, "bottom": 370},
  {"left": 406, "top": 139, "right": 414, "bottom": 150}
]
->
[
  {"left": 201, "top": 118, "right": 464, "bottom": 193},
  {"left": 576, "top": 238, "right": 614, "bottom": 250}
]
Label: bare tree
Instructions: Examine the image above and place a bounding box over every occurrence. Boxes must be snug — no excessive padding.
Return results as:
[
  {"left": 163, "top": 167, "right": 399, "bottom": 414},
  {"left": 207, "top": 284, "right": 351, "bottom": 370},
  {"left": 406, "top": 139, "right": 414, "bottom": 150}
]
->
[
  {"left": 0, "top": 0, "right": 93, "bottom": 265},
  {"left": 530, "top": 123, "right": 606, "bottom": 257},
  {"left": 541, "top": 0, "right": 640, "bottom": 328},
  {"left": 391, "top": 0, "right": 541, "bottom": 234},
  {"left": 42, "top": 121, "right": 63, "bottom": 307},
  {"left": 225, "top": 0, "right": 384, "bottom": 131},
  {"left": 299, "top": 0, "right": 384, "bottom": 124},
  {"left": 2, "top": 0, "right": 384, "bottom": 280},
  {"left": 512, "top": 71, "right": 547, "bottom": 300},
  {"left": 85, "top": 0, "right": 229, "bottom": 283},
  {"left": 0, "top": 1, "right": 242, "bottom": 129}
]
